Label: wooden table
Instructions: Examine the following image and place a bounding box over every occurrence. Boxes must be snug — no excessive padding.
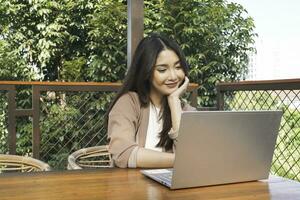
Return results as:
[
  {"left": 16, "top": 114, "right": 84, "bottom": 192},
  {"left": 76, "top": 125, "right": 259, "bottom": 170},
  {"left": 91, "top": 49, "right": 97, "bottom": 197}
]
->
[{"left": 0, "top": 169, "right": 300, "bottom": 200}]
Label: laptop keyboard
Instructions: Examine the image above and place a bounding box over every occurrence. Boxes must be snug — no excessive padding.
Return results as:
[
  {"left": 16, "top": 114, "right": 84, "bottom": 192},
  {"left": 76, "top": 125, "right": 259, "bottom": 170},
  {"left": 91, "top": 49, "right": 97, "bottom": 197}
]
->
[
  {"left": 141, "top": 169, "right": 174, "bottom": 186},
  {"left": 153, "top": 169, "right": 173, "bottom": 185},
  {"left": 158, "top": 172, "right": 173, "bottom": 180}
]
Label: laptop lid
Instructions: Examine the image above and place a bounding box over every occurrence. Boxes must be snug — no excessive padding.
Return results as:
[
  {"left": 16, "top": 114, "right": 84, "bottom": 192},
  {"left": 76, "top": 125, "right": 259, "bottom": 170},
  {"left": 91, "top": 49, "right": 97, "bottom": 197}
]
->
[{"left": 171, "top": 110, "right": 282, "bottom": 189}]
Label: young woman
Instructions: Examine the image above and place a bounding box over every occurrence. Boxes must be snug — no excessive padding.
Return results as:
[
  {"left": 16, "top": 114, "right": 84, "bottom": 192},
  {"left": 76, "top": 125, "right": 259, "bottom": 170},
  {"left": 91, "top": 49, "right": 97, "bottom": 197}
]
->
[{"left": 106, "top": 34, "right": 196, "bottom": 168}]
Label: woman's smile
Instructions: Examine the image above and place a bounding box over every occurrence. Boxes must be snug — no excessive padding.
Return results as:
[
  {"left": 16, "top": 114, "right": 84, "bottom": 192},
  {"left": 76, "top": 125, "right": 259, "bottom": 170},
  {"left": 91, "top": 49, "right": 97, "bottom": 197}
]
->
[{"left": 165, "top": 82, "right": 179, "bottom": 89}]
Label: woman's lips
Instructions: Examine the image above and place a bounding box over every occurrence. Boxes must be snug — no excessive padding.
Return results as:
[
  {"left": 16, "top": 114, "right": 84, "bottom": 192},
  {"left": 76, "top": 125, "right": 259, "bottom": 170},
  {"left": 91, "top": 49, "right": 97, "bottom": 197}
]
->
[{"left": 165, "top": 82, "right": 178, "bottom": 88}]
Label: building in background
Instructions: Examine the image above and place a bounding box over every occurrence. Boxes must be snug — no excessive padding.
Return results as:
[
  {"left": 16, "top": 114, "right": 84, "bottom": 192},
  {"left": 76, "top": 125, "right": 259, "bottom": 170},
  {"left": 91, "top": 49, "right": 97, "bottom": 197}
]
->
[{"left": 231, "top": 0, "right": 300, "bottom": 81}]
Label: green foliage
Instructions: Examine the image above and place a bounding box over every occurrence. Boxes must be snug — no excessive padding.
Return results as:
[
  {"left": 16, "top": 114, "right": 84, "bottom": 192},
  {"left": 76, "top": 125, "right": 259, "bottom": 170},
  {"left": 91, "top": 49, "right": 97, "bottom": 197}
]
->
[
  {"left": 85, "top": 0, "right": 127, "bottom": 81},
  {"left": 0, "top": 0, "right": 255, "bottom": 95},
  {"left": 273, "top": 105, "right": 300, "bottom": 181},
  {"left": 225, "top": 91, "right": 281, "bottom": 110},
  {"left": 144, "top": 0, "right": 257, "bottom": 106},
  {"left": 16, "top": 117, "right": 33, "bottom": 155},
  {"left": 61, "top": 57, "right": 86, "bottom": 81},
  {"left": 0, "top": 92, "right": 8, "bottom": 154},
  {"left": 0, "top": 40, "right": 35, "bottom": 80},
  {"left": 0, "top": 0, "right": 67, "bottom": 79},
  {"left": 38, "top": 92, "right": 114, "bottom": 169},
  {"left": 0, "top": 0, "right": 127, "bottom": 81}
]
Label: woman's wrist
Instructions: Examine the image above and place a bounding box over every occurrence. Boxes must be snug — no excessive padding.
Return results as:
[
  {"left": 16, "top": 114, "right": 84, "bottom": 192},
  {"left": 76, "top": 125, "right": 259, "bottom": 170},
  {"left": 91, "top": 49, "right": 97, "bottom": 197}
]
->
[
  {"left": 168, "top": 128, "right": 179, "bottom": 140},
  {"left": 168, "top": 95, "right": 182, "bottom": 133},
  {"left": 136, "top": 148, "right": 175, "bottom": 168},
  {"left": 167, "top": 95, "right": 180, "bottom": 106}
]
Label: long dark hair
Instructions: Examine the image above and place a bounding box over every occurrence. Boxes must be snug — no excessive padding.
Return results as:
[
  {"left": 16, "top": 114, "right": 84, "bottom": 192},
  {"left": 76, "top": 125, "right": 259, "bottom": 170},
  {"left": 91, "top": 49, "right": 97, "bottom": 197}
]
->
[{"left": 106, "top": 33, "right": 189, "bottom": 151}]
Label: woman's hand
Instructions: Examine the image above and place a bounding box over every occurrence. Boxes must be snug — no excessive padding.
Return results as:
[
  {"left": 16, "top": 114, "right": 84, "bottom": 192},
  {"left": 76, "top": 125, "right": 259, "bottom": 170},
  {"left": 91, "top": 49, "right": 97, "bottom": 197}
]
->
[
  {"left": 167, "top": 76, "right": 189, "bottom": 134},
  {"left": 168, "top": 76, "right": 189, "bottom": 99}
]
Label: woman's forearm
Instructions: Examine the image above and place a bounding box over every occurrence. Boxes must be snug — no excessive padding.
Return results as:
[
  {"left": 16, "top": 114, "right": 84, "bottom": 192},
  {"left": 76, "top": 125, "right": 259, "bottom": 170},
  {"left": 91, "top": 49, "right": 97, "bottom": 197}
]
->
[
  {"left": 167, "top": 96, "right": 182, "bottom": 132},
  {"left": 136, "top": 148, "right": 175, "bottom": 168},
  {"left": 167, "top": 76, "right": 189, "bottom": 132}
]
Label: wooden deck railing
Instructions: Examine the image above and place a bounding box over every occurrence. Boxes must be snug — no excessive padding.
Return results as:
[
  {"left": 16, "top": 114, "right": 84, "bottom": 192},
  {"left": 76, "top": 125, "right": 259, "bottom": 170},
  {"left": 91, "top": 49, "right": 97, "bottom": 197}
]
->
[
  {"left": 216, "top": 78, "right": 300, "bottom": 110},
  {"left": 0, "top": 81, "right": 199, "bottom": 159}
]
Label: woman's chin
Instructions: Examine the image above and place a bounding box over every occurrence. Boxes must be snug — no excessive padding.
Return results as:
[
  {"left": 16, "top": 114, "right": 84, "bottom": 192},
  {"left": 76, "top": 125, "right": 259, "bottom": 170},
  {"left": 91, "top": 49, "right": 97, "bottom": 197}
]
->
[{"left": 163, "top": 87, "right": 178, "bottom": 95}]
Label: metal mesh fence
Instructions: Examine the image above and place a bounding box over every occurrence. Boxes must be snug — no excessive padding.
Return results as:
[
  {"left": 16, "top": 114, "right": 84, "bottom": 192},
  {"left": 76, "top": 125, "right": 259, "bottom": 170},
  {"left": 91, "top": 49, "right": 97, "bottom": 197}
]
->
[
  {"left": 39, "top": 91, "right": 116, "bottom": 169},
  {"left": 0, "top": 82, "right": 198, "bottom": 170},
  {"left": 223, "top": 90, "right": 300, "bottom": 181}
]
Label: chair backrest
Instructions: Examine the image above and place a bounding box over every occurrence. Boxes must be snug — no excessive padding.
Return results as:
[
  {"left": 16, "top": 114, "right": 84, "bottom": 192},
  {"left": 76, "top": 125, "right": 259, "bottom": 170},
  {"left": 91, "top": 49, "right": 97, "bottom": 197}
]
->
[
  {"left": 67, "top": 145, "right": 113, "bottom": 170},
  {"left": 0, "top": 154, "right": 51, "bottom": 173}
]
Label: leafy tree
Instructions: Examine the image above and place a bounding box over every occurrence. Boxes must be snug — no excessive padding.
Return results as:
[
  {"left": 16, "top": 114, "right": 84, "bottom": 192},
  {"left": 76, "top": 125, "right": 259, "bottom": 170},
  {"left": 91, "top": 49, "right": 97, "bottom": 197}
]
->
[
  {"left": 84, "top": 0, "right": 127, "bottom": 82},
  {"left": 0, "top": 40, "right": 35, "bottom": 80},
  {"left": 0, "top": 0, "right": 127, "bottom": 81},
  {"left": 0, "top": 92, "right": 8, "bottom": 154},
  {"left": 1, "top": 0, "right": 256, "bottom": 105},
  {"left": 145, "top": 0, "right": 257, "bottom": 106}
]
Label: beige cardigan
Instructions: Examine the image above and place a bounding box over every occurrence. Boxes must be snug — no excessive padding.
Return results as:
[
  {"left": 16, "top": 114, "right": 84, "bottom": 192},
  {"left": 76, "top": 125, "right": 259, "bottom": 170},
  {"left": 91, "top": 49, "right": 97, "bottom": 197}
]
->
[{"left": 107, "top": 92, "right": 196, "bottom": 168}]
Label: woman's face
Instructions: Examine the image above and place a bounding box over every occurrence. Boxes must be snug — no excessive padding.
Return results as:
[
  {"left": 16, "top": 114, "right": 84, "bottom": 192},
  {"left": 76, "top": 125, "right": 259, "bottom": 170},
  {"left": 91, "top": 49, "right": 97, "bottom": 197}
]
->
[{"left": 150, "top": 49, "right": 185, "bottom": 99}]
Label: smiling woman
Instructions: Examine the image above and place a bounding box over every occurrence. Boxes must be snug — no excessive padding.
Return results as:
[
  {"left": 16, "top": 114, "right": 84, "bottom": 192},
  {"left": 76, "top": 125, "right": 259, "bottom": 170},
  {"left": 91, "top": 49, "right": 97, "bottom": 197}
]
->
[
  {"left": 105, "top": 34, "right": 196, "bottom": 168},
  {"left": 151, "top": 49, "right": 186, "bottom": 100}
]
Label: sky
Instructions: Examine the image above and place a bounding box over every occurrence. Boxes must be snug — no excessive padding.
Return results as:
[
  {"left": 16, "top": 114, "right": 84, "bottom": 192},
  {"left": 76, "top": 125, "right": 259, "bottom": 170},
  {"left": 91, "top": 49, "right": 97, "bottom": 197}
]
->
[{"left": 229, "top": 0, "right": 300, "bottom": 80}]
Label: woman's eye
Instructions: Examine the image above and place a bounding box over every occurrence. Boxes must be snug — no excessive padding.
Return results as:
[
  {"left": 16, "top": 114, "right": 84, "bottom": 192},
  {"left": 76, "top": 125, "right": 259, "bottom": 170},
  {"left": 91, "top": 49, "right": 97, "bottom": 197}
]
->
[
  {"left": 157, "top": 68, "right": 166, "bottom": 73},
  {"left": 175, "top": 65, "right": 182, "bottom": 69}
]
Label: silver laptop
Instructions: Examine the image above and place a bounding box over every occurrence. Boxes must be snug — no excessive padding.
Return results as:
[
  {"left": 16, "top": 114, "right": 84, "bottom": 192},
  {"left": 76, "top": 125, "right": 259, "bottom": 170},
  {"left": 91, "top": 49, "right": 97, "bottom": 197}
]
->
[{"left": 141, "top": 110, "right": 283, "bottom": 189}]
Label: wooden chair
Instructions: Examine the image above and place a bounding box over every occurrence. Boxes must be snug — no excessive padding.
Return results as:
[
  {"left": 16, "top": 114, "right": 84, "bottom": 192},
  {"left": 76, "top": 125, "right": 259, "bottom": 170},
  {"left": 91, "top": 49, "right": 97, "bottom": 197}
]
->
[
  {"left": 0, "top": 154, "right": 51, "bottom": 173},
  {"left": 67, "top": 145, "right": 113, "bottom": 169}
]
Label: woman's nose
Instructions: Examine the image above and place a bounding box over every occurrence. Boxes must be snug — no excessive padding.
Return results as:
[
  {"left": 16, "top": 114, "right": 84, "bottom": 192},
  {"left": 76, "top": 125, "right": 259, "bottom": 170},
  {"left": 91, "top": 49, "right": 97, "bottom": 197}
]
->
[{"left": 168, "top": 69, "right": 177, "bottom": 80}]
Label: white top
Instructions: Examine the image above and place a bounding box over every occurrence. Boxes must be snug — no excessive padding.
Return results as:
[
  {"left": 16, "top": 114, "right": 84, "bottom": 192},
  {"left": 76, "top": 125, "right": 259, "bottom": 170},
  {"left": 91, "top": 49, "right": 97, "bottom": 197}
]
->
[
  {"left": 128, "top": 103, "right": 163, "bottom": 168},
  {"left": 144, "top": 103, "right": 163, "bottom": 151}
]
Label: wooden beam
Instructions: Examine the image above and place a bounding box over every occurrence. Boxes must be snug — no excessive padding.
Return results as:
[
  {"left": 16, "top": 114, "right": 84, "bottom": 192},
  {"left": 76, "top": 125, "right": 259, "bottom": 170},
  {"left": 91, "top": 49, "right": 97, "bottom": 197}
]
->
[
  {"left": 7, "top": 89, "right": 16, "bottom": 155},
  {"left": 32, "top": 86, "right": 41, "bottom": 159},
  {"left": 127, "top": 0, "right": 144, "bottom": 69}
]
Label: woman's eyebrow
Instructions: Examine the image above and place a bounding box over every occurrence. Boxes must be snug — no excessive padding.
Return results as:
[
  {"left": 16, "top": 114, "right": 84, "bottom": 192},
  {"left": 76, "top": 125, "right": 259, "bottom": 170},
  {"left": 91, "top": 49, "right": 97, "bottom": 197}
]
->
[
  {"left": 155, "top": 64, "right": 168, "bottom": 67},
  {"left": 174, "top": 60, "right": 180, "bottom": 65}
]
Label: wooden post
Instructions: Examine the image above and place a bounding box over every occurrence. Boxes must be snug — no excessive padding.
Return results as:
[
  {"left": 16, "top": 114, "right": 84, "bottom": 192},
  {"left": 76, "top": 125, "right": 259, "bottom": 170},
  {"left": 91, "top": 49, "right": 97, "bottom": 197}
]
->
[
  {"left": 32, "top": 86, "right": 41, "bottom": 159},
  {"left": 127, "top": 0, "right": 144, "bottom": 69},
  {"left": 7, "top": 88, "right": 16, "bottom": 155},
  {"left": 216, "top": 85, "right": 224, "bottom": 111}
]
